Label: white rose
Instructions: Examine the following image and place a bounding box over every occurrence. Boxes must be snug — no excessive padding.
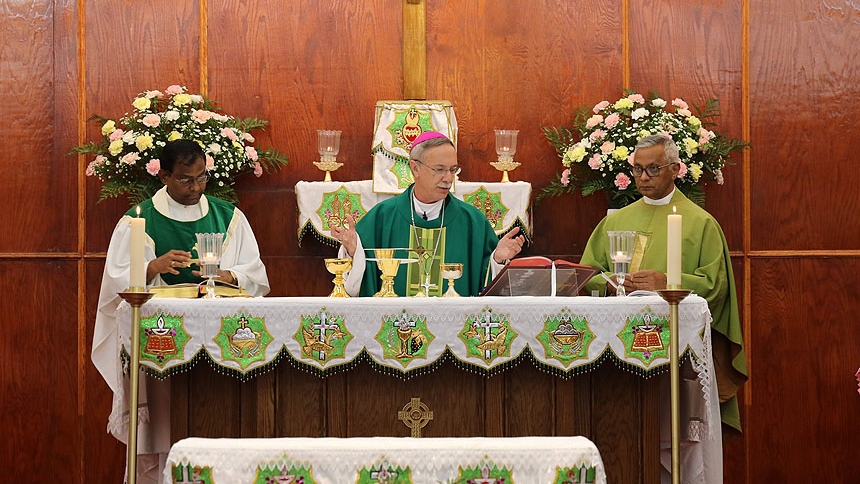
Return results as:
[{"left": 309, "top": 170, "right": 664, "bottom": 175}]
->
[{"left": 631, "top": 107, "right": 649, "bottom": 120}]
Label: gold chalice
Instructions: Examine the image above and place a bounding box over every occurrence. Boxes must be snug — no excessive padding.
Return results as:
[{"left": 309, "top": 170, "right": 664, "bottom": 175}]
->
[
  {"left": 373, "top": 249, "right": 401, "bottom": 298},
  {"left": 440, "top": 263, "right": 463, "bottom": 298},
  {"left": 324, "top": 257, "right": 352, "bottom": 297}
]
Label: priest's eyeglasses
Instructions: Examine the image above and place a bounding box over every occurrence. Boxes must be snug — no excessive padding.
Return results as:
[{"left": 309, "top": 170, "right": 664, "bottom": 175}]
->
[
  {"left": 172, "top": 172, "right": 210, "bottom": 186},
  {"left": 412, "top": 159, "right": 462, "bottom": 176},
  {"left": 630, "top": 162, "right": 676, "bottom": 178}
]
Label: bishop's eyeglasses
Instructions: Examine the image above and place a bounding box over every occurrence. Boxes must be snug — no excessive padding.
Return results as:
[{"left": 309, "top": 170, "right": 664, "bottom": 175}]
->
[
  {"left": 630, "top": 162, "right": 676, "bottom": 178},
  {"left": 411, "top": 159, "right": 462, "bottom": 176}
]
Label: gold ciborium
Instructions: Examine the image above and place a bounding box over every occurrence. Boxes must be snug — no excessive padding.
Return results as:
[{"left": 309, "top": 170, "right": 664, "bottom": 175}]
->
[
  {"left": 373, "top": 249, "right": 401, "bottom": 298},
  {"left": 324, "top": 257, "right": 352, "bottom": 297},
  {"left": 440, "top": 263, "right": 463, "bottom": 297}
]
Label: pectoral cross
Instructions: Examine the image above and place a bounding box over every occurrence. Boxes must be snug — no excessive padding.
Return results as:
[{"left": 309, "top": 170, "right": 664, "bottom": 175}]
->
[{"left": 419, "top": 272, "right": 437, "bottom": 296}]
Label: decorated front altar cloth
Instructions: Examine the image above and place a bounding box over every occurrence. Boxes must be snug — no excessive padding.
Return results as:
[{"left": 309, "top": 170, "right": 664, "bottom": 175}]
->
[
  {"left": 164, "top": 435, "right": 606, "bottom": 484},
  {"left": 295, "top": 179, "right": 532, "bottom": 247},
  {"left": 116, "top": 295, "right": 722, "bottom": 484}
]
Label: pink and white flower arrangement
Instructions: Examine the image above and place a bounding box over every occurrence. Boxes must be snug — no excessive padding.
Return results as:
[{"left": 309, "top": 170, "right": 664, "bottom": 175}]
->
[
  {"left": 542, "top": 90, "right": 748, "bottom": 208},
  {"left": 71, "top": 85, "right": 288, "bottom": 205}
]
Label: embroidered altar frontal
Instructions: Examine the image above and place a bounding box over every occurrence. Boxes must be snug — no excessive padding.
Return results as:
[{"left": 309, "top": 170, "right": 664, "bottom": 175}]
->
[
  {"left": 165, "top": 436, "right": 607, "bottom": 484},
  {"left": 119, "top": 295, "right": 712, "bottom": 379}
]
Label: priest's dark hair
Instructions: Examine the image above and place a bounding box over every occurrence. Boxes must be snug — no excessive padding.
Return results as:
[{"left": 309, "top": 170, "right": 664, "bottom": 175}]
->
[{"left": 161, "top": 139, "right": 206, "bottom": 173}]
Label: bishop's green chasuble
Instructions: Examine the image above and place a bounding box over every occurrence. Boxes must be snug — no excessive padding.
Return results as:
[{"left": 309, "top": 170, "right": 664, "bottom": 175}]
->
[{"left": 355, "top": 186, "right": 499, "bottom": 297}]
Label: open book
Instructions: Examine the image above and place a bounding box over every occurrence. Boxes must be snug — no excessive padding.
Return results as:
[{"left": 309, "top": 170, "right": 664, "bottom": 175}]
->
[
  {"left": 149, "top": 281, "right": 250, "bottom": 298},
  {"left": 479, "top": 256, "right": 599, "bottom": 297}
]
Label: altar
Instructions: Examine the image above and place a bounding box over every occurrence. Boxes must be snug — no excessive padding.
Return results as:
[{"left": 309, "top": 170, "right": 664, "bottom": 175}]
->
[{"left": 116, "top": 295, "right": 720, "bottom": 484}]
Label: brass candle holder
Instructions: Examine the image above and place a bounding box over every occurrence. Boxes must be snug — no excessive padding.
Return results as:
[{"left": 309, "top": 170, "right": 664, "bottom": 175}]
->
[
  {"left": 118, "top": 289, "right": 155, "bottom": 484},
  {"left": 324, "top": 257, "right": 352, "bottom": 297},
  {"left": 657, "top": 287, "right": 692, "bottom": 484}
]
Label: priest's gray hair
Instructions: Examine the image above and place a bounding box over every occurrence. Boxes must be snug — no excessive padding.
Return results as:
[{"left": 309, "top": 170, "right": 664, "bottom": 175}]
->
[
  {"left": 410, "top": 136, "right": 455, "bottom": 162},
  {"left": 635, "top": 134, "right": 680, "bottom": 165}
]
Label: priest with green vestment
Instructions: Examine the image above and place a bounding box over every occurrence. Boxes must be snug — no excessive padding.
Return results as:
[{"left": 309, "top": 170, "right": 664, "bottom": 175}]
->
[
  {"left": 580, "top": 134, "right": 748, "bottom": 483},
  {"left": 332, "top": 132, "right": 525, "bottom": 297}
]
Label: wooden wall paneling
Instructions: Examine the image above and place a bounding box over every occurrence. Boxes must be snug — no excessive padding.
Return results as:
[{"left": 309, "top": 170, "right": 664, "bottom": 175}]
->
[
  {"left": 427, "top": 0, "right": 624, "bottom": 259},
  {"left": 205, "top": 0, "right": 404, "bottom": 191},
  {"left": 749, "top": 0, "right": 860, "bottom": 251},
  {"left": 83, "top": 0, "right": 202, "bottom": 253},
  {"left": 628, "top": 0, "right": 745, "bottom": 247},
  {"left": 1, "top": 261, "right": 79, "bottom": 479},
  {"left": 0, "top": 0, "right": 77, "bottom": 254},
  {"left": 84, "top": 259, "right": 128, "bottom": 483},
  {"left": 749, "top": 258, "right": 860, "bottom": 481}
]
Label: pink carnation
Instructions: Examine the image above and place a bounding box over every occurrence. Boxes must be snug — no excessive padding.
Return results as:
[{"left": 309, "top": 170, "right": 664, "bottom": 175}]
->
[
  {"left": 254, "top": 161, "right": 263, "bottom": 177},
  {"left": 604, "top": 113, "right": 621, "bottom": 129},
  {"left": 627, "top": 152, "right": 636, "bottom": 165},
  {"left": 121, "top": 152, "right": 140, "bottom": 165},
  {"left": 677, "top": 162, "right": 688, "bottom": 178},
  {"left": 245, "top": 146, "right": 258, "bottom": 161},
  {"left": 614, "top": 172, "right": 631, "bottom": 189},
  {"left": 205, "top": 155, "right": 215, "bottom": 170},
  {"left": 165, "top": 85, "right": 183, "bottom": 95},
  {"left": 85, "top": 161, "right": 96, "bottom": 176},
  {"left": 627, "top": 93, "right": 645, "bottom": 104},
  {"left": 192, "top": 110, "right": 213, "bottom": 123},
  {"left": 592, "top": 100, "right": 610, "bottom": 113},
  {"left": 600, "top": 141, "right": 615, "bottom": 154},
  {"left": 672, "top": 98, "right": 689, "bottom": 110},
  {"left": 243, "top": 132, "right": 255, "bottom": 143},
  {"left": 221, "top": 127, "right": 238, "bottom": 141},
  {"left": 588, "top": 153, "right": 602, "bottom": 170},
  {"left": 589, "top": 129, "right": 606, "bottom": 141},
  {"left": 142, "top": 113, "right": 161, "bottom": 128},
  {"left": 586, "top": 114, "right": 603, "bottom": 129},
  {"left": 560, "top": 168, "right": 570, "bottom": 186},
  {"left": 109, "top": 129, "right": 124, "bottom": 141},
  {"left": 145, "top": 159, "right": 161, "bottom": 175}
]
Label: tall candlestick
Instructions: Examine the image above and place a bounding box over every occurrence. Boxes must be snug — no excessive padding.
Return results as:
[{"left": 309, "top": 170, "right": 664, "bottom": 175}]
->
[
  {"left": 129, "top": 206, "right": 146, "bottom": 290},
  {"left": 667, "top": 207, "right": 682, "bottom": 288}
]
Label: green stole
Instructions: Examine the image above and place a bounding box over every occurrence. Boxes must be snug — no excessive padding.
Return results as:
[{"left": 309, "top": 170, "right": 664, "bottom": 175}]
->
[
  {"left": 355, "top": 186, "right": 498, "bottom": 297},
  {"left": 127, "top": 196, "right": 237, "bottom": 285}
]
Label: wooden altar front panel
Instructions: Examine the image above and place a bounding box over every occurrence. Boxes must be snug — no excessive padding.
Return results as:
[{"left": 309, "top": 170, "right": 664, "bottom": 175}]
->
[{"left": 170, "top": 359, "right": 661, "bottom": 484}]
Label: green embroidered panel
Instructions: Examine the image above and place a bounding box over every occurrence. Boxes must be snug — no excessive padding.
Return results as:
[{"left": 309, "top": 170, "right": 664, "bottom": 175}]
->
[
  {"left": 537, "top": 309, "right": 596, "bottom": 367},
  {"left": 140, "top": 312, "right": 190, "bottom": 368},
  {"left": 213, "top": 312, "right": 273, "bottom": 369}
]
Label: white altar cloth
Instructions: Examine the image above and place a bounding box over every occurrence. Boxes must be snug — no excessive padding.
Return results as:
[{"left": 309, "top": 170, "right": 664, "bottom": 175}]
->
[
  {"left": 164, "top": 436, "right": 606, "bottom": 484},
  {"left": 114, "top": 295, "right": 721, "bottom": 484},
  {"left": 295, "top": 179, "right": 532, "bottom": 246}
]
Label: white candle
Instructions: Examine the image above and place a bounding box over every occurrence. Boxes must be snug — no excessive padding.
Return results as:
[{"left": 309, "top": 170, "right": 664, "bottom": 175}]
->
[
  {"left": 129, "top": 206, "right": 146, "bottom": 289},
  {"left": 667, "top": 207, "right": 682, "bottom": 287},
  {"left": 201, "top": 251, "right": 217, "bottom": 264}
]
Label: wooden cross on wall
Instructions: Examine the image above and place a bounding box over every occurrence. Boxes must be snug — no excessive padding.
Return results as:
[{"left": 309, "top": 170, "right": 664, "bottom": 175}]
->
[{"left": 403, "top": 0, "right": 426, "bottom": 99}]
